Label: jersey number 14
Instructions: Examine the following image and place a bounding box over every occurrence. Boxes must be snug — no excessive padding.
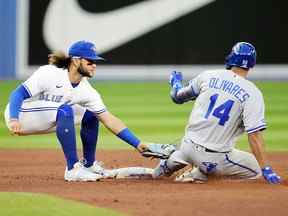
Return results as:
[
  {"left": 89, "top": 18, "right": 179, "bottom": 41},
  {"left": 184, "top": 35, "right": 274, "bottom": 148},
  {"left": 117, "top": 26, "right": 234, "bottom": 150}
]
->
[{"left": 204, "top": 93, "right": 234, "bottom": 126}]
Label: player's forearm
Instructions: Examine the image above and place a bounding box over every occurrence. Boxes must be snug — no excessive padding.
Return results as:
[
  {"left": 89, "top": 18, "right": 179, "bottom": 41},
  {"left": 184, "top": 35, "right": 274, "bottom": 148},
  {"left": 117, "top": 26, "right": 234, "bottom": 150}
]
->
[
  {"left": 98, "top": 111, "right": 141, "bottom": 148},
  {"left": 98, "top": 111, "right": 126, "bottom": 134},
  {"left": 248, "top": 131, "right": 267, "bottom": 167},
  {"left": 9, "top": 85, "right": 31, "bottom": 119}
]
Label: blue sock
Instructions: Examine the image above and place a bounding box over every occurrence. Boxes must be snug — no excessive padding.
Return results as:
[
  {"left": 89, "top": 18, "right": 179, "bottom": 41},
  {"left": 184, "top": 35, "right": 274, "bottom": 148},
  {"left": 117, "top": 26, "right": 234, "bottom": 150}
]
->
[
  {"left": 80, "top": 110, "right": 99, "bottom": 167},
  {"left": 56, "top": 104, "right": 78, "bottom": 170}
]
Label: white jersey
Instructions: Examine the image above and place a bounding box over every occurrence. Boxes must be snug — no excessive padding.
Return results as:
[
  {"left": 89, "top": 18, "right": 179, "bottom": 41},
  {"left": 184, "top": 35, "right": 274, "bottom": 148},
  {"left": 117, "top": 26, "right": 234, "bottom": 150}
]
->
[
  {"left": 184, "top": 69, "right": 266, "bottom": 152},
  {"left": 4, "top": 65, "right": 106, "bottom": 134},
  {"left": 21, "top": 65, "right": 106, "bottom": 114}
]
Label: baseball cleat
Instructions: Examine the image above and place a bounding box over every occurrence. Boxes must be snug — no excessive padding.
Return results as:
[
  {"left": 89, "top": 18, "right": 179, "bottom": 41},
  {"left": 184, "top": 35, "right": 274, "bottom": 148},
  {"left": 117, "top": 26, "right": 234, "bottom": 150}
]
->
[
  {"left": 175, "top": 167, "right": 207, "bottom": 183},
  {"left": 64, "top": 162, "right": 103, "bottom": 182},
  {"left": 152, "top": 159, "right": 179, "bottom": 178}
]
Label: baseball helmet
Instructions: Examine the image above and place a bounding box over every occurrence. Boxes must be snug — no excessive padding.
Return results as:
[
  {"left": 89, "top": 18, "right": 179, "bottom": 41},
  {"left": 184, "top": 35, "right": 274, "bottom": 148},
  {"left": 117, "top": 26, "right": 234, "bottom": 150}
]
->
[
  {"left": 225, "top": 42, "right": 256, "bottom": 70},
  {"left": 68, "top": 40, "right": 104, "bottom": 62}
]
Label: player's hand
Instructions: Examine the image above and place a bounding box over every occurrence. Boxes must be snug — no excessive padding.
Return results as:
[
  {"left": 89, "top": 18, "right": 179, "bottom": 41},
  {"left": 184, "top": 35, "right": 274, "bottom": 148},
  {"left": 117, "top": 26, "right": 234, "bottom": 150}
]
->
[
  {"left": 137, "top": 143, "right": 149, "bottom": 153},
  {"left": 8, "top": 119, "right": 22, "bottom": 135},
  {"left": 140, "top": 143, "right": 176, "bottom": 159},
  {"left": 169, "top": 71, "right": 183, "bottom": 89},
  {"left": 262, "top": 166, "right": 281, "bottom": 184}
]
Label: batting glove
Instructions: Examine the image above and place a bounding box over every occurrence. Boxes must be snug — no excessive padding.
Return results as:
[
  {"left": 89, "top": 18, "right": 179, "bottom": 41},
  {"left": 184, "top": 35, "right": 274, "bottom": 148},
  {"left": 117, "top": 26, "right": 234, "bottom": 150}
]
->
[
  {"left": 169, "top": 71, "right": 183, "bottom": 90},
  {"left": 262, "top": 166, "right": 281, "bottom": 184}
]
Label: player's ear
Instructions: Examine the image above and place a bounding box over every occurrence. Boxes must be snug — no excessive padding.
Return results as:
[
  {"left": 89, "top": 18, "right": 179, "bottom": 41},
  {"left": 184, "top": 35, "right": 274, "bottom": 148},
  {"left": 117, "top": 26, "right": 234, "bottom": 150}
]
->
[{"left": 71, "top": 58, "right": 80, "bottom": 67}]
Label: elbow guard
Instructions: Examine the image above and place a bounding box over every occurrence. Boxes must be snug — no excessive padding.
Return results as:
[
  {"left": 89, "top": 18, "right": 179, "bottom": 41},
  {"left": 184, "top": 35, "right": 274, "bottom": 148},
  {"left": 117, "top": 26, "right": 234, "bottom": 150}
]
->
[{"left": 170, "top": 89, "right": 184, "bottom": 104}]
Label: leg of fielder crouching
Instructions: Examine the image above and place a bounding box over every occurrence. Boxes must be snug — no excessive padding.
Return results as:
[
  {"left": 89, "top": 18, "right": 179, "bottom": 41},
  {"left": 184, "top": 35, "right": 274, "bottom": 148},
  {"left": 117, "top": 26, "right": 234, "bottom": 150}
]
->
[
  {"left": 80, "top": 110, "right": 99, "bottom": 167},
  {"left": 153, "top": 150, "right": 189, "bottom": 178},
  {"left": 56, "top": 104, "right": 79, "bottom": 170}
]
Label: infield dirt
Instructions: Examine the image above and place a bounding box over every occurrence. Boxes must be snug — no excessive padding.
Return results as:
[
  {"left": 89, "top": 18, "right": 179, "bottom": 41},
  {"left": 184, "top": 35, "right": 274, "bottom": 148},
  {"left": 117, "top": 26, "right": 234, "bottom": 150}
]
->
[{"left": 0, "top": 149, "right": 287, "bottom": 216}]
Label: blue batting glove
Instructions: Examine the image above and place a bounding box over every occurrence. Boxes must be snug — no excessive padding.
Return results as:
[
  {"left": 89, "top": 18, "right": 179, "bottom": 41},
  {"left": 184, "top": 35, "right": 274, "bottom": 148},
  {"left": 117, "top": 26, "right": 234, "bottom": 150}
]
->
[
  {"left": 262, "top": 166, "right": 281, "bottom": 184},
  {"left": 169, "top": 71, "right": 183, "bottom": 89}
]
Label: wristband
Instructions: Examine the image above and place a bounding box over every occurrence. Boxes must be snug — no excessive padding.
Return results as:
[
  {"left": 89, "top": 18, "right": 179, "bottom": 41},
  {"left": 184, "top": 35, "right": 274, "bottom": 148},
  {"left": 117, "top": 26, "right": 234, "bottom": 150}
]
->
[{"left": 117, "top": 128, "right": 140, "bottom": 148}]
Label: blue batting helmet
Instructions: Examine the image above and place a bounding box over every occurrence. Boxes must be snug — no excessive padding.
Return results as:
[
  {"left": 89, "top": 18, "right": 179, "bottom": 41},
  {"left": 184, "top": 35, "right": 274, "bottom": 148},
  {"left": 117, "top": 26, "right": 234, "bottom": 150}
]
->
[
  {"left": 68, "top": 40, "right": 104, "bottom": 62},
  {"left": 225, "top": 42, "right": 256, "bottom": 70}
]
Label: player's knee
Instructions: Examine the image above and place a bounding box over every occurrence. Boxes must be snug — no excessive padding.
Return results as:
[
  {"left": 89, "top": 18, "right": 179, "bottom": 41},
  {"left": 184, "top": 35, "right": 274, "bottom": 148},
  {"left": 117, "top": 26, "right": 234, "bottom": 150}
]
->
[
  {"left": 169, "top": 150, "right": 190, "bottom": 166},
  {"left": 56, "top": 104, "right": 74, "bottom": 121},
  {"left": 81, "top": 110, "right": 99, "bottom": 129}
]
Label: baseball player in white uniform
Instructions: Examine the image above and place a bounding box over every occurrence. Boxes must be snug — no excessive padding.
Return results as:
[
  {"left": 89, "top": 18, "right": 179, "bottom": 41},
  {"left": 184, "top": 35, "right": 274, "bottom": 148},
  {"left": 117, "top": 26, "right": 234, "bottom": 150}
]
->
[
  {"left": 153, "top": 42, "right": 281, "bottom": 184},
  {"left": 4, "top": 40, "right": 173, "bottom": 182}
]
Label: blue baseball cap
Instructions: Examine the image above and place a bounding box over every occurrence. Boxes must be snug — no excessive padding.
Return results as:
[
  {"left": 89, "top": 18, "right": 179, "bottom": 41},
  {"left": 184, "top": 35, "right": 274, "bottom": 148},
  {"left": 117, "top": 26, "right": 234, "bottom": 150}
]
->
[{"left": 68, "top": 40, "right": 104, "bottom": 62}]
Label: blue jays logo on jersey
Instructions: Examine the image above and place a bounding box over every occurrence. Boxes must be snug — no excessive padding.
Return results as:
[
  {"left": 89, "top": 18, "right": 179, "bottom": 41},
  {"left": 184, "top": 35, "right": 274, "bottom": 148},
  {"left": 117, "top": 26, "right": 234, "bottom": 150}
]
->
[{"left": 39, "top": 93, "right": 63, "bottom": 103}]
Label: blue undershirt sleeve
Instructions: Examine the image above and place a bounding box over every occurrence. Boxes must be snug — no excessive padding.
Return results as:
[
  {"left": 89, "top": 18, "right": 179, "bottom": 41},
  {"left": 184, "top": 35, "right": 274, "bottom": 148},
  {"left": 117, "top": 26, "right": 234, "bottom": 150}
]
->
[
  {"left": 9, "top": 84, "right": 31, "bottom": 119},
  {"left": 116, "top": 128, "right": 141, "bottom": 148}
]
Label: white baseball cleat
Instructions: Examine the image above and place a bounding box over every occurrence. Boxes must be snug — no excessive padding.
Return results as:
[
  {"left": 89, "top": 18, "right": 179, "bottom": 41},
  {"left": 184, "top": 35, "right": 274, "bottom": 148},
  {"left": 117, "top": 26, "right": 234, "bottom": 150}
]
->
[
  {"left": 64, "top": 162, "right": 103, "bottom": 182},
  {"left": 175, "top": 167, "right": 208, "bottom": 183}
]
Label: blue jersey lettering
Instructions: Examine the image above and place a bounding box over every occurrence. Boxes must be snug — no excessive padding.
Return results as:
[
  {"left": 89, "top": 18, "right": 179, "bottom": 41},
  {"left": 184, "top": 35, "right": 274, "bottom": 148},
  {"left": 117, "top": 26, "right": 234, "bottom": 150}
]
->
[{"left": 209, "top": 78, "right": 250, "bottom": 103}]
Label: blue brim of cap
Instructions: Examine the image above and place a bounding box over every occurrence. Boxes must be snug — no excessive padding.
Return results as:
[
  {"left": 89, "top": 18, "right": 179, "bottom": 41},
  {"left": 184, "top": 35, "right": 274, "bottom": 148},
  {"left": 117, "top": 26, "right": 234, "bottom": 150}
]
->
[
  {"left": 70, "top": 55, "right": 105, "bottom": 62},
  {"left": 86, "top": 56, "right": 105, "bottom": 62},
  {"left": 95, "top": 56, "right": 105, "bottom": 61}
]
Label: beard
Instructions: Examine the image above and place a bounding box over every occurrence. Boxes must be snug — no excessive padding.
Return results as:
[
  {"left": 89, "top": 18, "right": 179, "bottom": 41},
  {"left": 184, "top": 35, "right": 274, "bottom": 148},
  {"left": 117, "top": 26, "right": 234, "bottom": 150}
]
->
[{"left": 77, "top": 62, "right": 92, "bottom": 78}]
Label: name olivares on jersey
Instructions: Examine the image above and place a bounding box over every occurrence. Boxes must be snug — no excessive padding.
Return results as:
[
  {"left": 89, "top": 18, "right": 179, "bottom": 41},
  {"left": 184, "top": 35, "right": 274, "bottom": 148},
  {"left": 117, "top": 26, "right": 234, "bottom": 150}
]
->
[
  {"left": 209, "top": 78, "right": 250, "bottom": 103},
  {"left": 39, "top": 93, "right": 63, "bottom": 103}
]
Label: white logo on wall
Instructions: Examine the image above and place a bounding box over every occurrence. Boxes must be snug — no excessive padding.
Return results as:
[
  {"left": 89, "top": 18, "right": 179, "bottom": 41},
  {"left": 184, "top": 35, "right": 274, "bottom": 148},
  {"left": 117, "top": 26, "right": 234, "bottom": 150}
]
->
[{"left": 43, "top": 0, "right": 215, "bottom": 53}]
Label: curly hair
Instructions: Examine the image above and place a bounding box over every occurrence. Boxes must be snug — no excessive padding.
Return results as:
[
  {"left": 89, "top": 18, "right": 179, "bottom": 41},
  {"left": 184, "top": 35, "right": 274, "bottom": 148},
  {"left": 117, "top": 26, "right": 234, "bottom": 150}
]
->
[{"left": 48, "top": 51, "right": 71, "bottom": 68}]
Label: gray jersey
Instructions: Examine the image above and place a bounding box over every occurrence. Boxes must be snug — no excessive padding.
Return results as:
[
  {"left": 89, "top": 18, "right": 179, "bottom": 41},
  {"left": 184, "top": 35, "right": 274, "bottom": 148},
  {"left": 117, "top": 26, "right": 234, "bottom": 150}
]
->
[{"left": 179, "top": 69, "right": 266, "bottom": 152}]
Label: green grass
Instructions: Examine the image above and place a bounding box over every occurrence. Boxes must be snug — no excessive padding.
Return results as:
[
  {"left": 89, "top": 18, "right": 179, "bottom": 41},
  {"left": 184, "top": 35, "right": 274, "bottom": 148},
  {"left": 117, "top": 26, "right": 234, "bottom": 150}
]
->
[
  {"left": 0, "top": 80, "right": 287, "bottom": 151},
  {"left": 0, "top": 192, "right": 124, "bottom": 216},
  {"left": 0, "top": 80, "right": 287, "bottom": 215}
]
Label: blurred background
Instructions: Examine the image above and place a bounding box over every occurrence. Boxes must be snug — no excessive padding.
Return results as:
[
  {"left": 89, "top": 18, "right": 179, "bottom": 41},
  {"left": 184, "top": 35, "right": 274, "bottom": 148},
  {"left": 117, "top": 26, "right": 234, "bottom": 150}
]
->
[
  {"left": 0, "top": 2, "right": 286, "bottom": 214},
  {"left": 1, "top": 0, "right": 288, "bottom": 80},
  {"left": 0, "top": 0, "right": 287, "bottom": 150}
]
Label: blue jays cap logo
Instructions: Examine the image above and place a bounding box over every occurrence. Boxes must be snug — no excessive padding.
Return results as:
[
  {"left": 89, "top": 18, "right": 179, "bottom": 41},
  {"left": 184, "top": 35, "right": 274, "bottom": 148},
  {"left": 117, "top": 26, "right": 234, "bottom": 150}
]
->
[
  {"left": 91, "top": 45, "right": 97, "bottom": 52},
  {"left": 68, "top": 40, "right": 104, "bottom": 61}
]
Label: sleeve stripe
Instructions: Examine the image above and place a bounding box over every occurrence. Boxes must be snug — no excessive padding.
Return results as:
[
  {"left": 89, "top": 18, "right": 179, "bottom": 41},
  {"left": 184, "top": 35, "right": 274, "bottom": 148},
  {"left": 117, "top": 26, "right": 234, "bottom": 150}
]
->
[
  {"left": 20, "top": 108, "right": 58, "bottom": 113},
  {"left": 190, "top": 85, "right": 199, "bottom": 97},
  {"left": 20, "top": 107, "right": 58, "bottom": 112},
  {"left": 94, "top": 109, "right": 106, "bottom": 114},
  {"left": 22, "top": 84, "right": 32, "bottom": 97},
  {"left": 246, "top": 124, "right": 267, "bottom": 133}
]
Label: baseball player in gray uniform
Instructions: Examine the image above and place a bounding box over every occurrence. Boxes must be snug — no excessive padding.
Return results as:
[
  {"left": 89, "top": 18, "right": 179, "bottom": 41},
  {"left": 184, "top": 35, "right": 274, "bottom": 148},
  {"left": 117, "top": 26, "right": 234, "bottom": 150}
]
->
[
  {"left": 4, "top": 40, "right": 173, "bottom": 182},
  {"left": 153, "top": 42, "right": 281, "bottom": 184}
]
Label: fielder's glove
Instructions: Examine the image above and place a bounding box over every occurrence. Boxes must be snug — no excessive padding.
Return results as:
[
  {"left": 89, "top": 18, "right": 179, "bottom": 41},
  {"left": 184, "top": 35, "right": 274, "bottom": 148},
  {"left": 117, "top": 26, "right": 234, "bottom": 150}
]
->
[
  {"left": 141, "top": 143, "right": 176, "bottom": 159},
  {"left": 262, "top": 166, "right": 281, "bottom": 184}
]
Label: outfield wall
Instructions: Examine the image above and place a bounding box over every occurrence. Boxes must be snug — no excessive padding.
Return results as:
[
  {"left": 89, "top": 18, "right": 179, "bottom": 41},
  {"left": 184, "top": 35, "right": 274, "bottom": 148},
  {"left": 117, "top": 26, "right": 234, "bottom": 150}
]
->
[
  {"left": 25, "top": 65, "right": 288, "bottom": 81},
  {"left": 1, "top": 0, "right": 288, "bottom": 80},
  {"left": 0, "top": 0, "right": 17, "bottom": 79}
]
